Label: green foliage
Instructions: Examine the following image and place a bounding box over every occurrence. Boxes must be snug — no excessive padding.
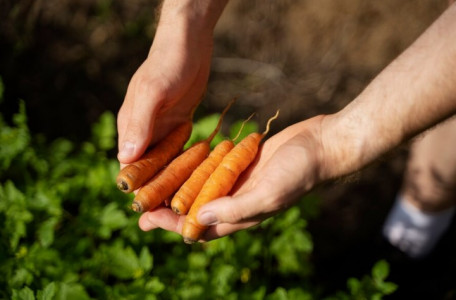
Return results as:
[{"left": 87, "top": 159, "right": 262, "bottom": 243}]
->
[
  {"left": 0, "top": 88, "right": 396, "bottom": 299},
  {"left": 184, "top": 113, "right": 258, "bottom": 150},
  {"left": 325, "top": 260, "right": 398, "bottom": 300},
  {"left": 184, "top": 114, "right": 226, "bottom": 149}
]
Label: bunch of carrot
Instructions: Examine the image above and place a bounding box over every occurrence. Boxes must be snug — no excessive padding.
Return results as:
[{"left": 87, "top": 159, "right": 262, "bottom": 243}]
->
[{"left": 116, "top": 102, "right": 279, "bottom": 244}]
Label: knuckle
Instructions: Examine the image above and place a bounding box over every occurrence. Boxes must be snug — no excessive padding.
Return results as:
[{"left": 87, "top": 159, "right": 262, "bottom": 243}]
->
[
  {"left": 226, "top": 206, "right": 246, "bottom": 223},
  {"left": 264, "top": 192, "right": 289, "bottom": 213},
  {"left": 133, "top": 74, "right": 170, "bottom": 103},
  {"left": 128, "top": 120, "right": 146, "bottom": 135}
]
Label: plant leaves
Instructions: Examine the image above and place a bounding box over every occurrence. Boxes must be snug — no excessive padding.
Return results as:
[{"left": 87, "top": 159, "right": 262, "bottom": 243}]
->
[
  {"left": 372, "top": 260, "right": 389, "bottom": 282},
  {"left": 12, "top": 287, "right": 35, "bottom": 300},
  {"left": 37, "top": 282, "right": 56, "bottom": 300},
  {"left": 37, "top": 217, "right": 59, "bottom": 248}
]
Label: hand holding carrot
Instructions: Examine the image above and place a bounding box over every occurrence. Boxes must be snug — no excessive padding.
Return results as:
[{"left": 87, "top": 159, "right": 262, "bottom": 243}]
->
[
  {"left": 117, "top": 0, "right": 228, "bottom": 165},
  {"left": 138, "top": 116, "right": 326, "bottom": 241}
]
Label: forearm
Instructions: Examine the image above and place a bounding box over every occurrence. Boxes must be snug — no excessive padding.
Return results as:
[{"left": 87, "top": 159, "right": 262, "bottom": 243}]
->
[
  {"left": 151, "top": 0, "right": 228, "bottom": 52},
  {"left": 159, "top": 0, "right": 228, "bottom": 30},
  {"left": 320, "top": 3, "right": 456, "bottom": 180}
]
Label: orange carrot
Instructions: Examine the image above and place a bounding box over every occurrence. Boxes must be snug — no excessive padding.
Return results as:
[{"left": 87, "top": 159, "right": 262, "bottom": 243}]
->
[
  {"left": 116, "top": 121, "right": 192, "bottom": 193},
  {"left": 182, "top": 110, "right": 279, "bottom": 244},
  {"left": 170, "top": 140, "right": 234, "bottom": 215},
  {"left": 171, "top": 114, "right": 254, "bottom": 215},
  {"left": 131, "top": 100, "right": 234, "bottom": 213}
]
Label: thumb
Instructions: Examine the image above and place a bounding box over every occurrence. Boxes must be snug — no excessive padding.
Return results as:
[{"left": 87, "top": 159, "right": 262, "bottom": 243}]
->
[
  {"left": 117, "top": 79, "right": 164, "bottom": 164},
  {"left": 197, "top": 191, "right": 270, "bottom": 226}
]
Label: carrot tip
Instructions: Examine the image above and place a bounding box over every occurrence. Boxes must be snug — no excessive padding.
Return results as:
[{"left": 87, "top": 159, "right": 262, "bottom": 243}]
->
[
  {"left": 117, "top": 180, "right": 129, "bottom": 192},
  {"left": 131, "top": 201, "right": 143, "bottom": 213},
  {"left": 172, "top": 206, "right": 181, "bottom": 215},
  {"left": 183, "top": 237, "right": 197, "bottom": 244}
]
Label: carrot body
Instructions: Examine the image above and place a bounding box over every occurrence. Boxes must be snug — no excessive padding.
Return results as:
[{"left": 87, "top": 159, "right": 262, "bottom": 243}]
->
[
  {"left": 132, "top": 141, "right": 210, "bottom": 212},
  {"left": 116, "top": 121, "right": 192, "bottom": 193},
  {"left": 131, "top": 99, "right": 235, "bottom": 213},
  {"left": 171, "top": 140, "right": 235, "bottom": 215},
  {"left": 182, "top": 132, "right": 263, "bottom": 244}
]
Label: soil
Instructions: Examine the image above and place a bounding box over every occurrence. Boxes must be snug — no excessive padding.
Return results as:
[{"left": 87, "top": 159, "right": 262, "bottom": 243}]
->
[{"left": 1, "top": 0, "right": 455, "bottom": 298}]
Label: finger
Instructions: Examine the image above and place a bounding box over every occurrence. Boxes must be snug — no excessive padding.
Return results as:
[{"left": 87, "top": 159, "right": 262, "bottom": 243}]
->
[
  {"left": 196, "top": 190, "right": 272, "bottom": 226},
  {"left": 202, "top": 220, "right": 260, "bottom": 242},
  {"left": 117, "top": 76, "right": 167, "bottom": 164},
  {"left": 138, "top": 207, "right": 185, "bottom": 234}
]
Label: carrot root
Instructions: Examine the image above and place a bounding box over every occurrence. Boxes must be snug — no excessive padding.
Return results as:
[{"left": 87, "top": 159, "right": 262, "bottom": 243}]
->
[
  {"left": 182, "top": 221, "right": 207, "bottom": 244},
  {"left": 131, "top": 201, "right": 142, "bottom": 213},
  {"left": 117, "top": 181, "right": 128, "bottom": 191},
  {"left": 116, "top": 121, "right": 192, "bottom": 193},
  {"left": 130, "top": 100, "right": 236, "bottom": 213},
  {"left": 171, "top": 139, "right": 235, "bottom": 215},
  {"left": 181, "top": 110, "right": 280, "bottom": 243},
  {"left": 132, "top": 142, "right": 210, "bottom": 213}
]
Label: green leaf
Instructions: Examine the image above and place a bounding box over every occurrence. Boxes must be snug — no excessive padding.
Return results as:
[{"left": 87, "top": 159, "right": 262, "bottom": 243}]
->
[
  {"left": 98, "top": 202, "right": 128, "bottom": 238},
  {"left": 10, "top": 268, "right": 34, "bottom": 288},
  {"left": 12, "top": 286, "right": 35, "bottom": 300},
  {"left": 184, "top": 114, "right": 227, "bottom": 149},
  {"left": 13, "top": 100, "right": 28, "bottom": 127},
  {"left": 37, "top": 282, "right": 56, "bottom": 300},
  {"left": 139, "top": 246, "right": 153, "bottom": 272},
  {"left": 1, "top": 181, "right": 33, "bottom": 250},
  {"left": 103, "top": 243, "right": 141, "bottom": 279},
  {"left": 37, "top": 217, "right": 59, "bottom": 248},
  {"left": 145, "top": 277, "right": 165, "bottom": 294},
  {"left": 91, "top": 111, "right": 116, "bottom": 151},
  {"left": 371, "top": 293, "right": 383, "bottom": 300},
  {"left": 347, "top": 277, "right": 361, "bottom": 295},
  {"left": 372, "top": 260, "right": 389, "bottom": 282},
  {"left": 266, "top": 287, "right": 288, "bottom": 300},
  {"left": 0, "top": 105, "right": 30, "bottom": 170},
  {"left": 287, "top": 288, "right": 313, "bottom": 300},
  {"left": 188, "top": 252, "right": 209, "bottom": 269},
  {"left": 55, "top": 283, "right": 90, "bottom": 300},
  {"left": 49, "top": 139, "right": 74, "bottom": 162},
  {"left": 211, "top": 264, "right": 236, "bottom": 295},
  {"left": 251, "top": 287, "right": 267, "bottom": 300},
  {"left": 377, "top": 281, "right": 398, "bottom": 295}
]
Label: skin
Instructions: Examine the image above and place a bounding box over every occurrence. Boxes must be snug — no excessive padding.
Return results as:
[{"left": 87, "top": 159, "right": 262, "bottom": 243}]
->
[
  {"left": 400, "top": 117, "right": 456, "bottom": 213},
  {"left": 118, "top": 0, "right": 456, "bottom": 242},
  {"left": 117, "top": 0, "right": 228, "bottom": 165}
]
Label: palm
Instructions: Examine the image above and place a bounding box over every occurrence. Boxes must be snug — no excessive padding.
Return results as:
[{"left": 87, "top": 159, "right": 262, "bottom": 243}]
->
[{"left": 138, "top": 116, "right": 324, "bottom": 242}]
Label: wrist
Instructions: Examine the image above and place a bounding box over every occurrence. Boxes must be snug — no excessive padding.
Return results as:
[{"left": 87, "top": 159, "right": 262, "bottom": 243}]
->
[{"left": 318, "top": 110, "right": 371, "bottom": 181}]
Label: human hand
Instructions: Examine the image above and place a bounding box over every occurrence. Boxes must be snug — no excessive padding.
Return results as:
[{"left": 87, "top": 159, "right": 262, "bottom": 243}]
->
[
  {"left": 117, "top": 0, "right": 228, "bottom": 165},
  {"left": 138, "top": 115, "right": 326, "bottom": 241},
  {"left": 117, "top": 35, "right": 211, "bottom": 165}
]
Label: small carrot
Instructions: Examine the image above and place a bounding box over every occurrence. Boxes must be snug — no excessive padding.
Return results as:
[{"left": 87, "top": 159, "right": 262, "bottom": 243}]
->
[
  {"left": 171, "top": 114, "right": 254, "bottom": 215},
  {"left": 116, "top": 121, "right": 192, "bottom": 193},
  {"left": 131, "top": 100, "right": 234, "bottom": 213},
  {"left": 182, "top": 110, "right": 280, "bottom": 244}
]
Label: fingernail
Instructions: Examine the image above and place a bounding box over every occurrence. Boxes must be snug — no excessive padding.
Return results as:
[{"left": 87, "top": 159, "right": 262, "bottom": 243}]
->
[
  {"left": 198, "top": 211, "right": 218, "bottom": 225},
  {"left": 118, "top": 141, "right": 135, "bottom": 160}
]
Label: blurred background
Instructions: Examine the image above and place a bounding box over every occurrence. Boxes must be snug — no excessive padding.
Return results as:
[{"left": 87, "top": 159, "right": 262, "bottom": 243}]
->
[{"left": 1, "top": 0, "right": 455, "bottom": 299}]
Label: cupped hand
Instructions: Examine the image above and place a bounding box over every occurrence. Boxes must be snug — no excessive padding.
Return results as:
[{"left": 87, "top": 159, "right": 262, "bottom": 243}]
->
[
  {"left": 138, "top": 115, "right": 326, "bottom": 242},
  {"left": 117, "top": 27, "right": 214, "bottom": 165}
]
